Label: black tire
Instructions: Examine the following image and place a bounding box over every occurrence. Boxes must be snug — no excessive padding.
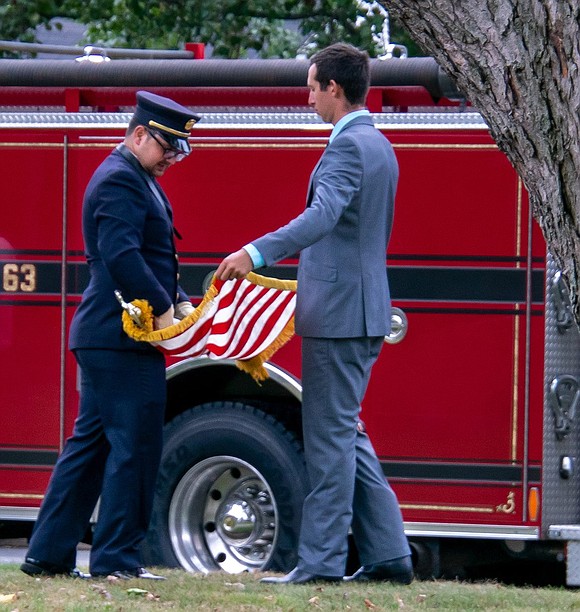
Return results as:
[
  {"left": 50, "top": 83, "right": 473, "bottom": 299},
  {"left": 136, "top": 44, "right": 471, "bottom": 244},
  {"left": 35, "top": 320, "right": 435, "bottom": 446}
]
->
[{"left": 142, "top": 401, "right": 306, "bottom": 574}]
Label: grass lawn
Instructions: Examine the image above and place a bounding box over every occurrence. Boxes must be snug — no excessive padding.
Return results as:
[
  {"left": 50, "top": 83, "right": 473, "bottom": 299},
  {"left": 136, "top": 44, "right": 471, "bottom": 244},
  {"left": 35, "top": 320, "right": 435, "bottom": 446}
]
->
[{"left": 0, "top": 565, "right": 578, "bottom": 610}]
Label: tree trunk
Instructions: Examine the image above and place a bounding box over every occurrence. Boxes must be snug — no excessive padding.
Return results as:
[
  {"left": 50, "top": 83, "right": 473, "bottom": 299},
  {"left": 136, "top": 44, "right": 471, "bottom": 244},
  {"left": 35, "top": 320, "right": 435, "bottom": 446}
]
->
[{"left": 382, "top": 0, "right": 580, "bottom": 320}]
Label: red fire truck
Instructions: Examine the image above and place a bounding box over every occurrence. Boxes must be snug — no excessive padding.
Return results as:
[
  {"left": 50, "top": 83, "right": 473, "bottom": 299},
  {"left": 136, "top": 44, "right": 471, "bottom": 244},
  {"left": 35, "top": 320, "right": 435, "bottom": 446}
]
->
[{"left": 1, "top": 47, "right": 579, "bottom": 585}]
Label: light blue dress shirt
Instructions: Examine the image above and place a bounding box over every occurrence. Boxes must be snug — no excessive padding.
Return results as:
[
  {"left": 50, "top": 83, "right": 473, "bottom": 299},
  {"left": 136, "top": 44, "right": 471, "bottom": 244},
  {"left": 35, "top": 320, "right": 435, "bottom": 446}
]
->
[
  {"left": 243, "top": 109, "right": 371, "bottom": 269},
  {"left": 328, "top": 109, "right": 370, "bottom": 144},
  {"left": 243, "top": 242, "right": 265, "bottom": 269}
]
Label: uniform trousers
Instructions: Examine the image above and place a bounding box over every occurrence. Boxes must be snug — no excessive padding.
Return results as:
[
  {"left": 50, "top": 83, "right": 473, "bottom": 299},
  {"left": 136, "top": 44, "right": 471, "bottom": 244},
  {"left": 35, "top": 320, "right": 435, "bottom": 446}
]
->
[
  {"left": 26, "top": 348, "right": 166, "bottom": 575},
  {"left": 297, "top": 336, "right": 410, "bottom": 576}
]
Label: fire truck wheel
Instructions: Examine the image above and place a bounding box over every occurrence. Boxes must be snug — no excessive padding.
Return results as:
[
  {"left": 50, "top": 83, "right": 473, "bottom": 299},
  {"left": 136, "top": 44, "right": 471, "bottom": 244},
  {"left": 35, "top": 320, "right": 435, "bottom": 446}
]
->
[{"left": 142, "top": 401, "right": 306, "bottom": 574}]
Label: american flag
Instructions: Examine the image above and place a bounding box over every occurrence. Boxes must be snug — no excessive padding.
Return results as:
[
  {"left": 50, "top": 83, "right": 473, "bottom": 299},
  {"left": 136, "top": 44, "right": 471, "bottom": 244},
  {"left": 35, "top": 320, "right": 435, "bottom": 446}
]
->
[{"left": 119, "top": 272, "right": 297, "bottom": 382}]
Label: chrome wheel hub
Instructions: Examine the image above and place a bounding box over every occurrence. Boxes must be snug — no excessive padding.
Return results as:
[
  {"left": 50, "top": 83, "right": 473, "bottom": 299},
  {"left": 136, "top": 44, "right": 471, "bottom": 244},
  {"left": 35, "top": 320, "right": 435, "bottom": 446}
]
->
[{"left": 169, "top": 456, "right": 278, "bottom": 573}]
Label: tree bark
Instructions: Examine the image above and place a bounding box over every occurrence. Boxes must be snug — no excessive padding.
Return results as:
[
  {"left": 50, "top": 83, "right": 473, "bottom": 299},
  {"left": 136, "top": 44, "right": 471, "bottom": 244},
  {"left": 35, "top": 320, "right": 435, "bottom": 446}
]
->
[{"left": 382, "top": 0, "right": 580, "bottom": 319}]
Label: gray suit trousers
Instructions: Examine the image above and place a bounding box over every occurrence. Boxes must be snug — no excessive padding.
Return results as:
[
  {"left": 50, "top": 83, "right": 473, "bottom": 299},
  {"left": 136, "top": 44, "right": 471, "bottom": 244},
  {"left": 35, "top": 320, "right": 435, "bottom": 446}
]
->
[{"left": 298, "top": 336, "right": 410, "bottom": 575}]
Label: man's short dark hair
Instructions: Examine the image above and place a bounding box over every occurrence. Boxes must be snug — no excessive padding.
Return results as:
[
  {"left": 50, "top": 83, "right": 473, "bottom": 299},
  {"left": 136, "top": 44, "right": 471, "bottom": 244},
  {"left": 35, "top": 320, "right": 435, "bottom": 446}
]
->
[
  {"left": 127, "top": 115, "right": 139, "bottom": 136},
  {"left": 310, "top": 43, "right": 370, "bottom": 105}
]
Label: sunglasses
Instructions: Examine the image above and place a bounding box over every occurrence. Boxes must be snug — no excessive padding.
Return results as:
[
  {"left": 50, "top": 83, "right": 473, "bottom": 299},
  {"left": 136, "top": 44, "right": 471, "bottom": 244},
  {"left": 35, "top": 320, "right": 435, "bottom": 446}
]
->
[{"left": 145, "top": 128, "right": 188, "bottom": 162}]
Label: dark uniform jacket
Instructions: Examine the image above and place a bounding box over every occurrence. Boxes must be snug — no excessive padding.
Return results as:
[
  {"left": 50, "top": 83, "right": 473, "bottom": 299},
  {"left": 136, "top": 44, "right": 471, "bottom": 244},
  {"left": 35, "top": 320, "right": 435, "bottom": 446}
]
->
[{"left": 69, "top": 145, "right": 188, "bottom": 351}]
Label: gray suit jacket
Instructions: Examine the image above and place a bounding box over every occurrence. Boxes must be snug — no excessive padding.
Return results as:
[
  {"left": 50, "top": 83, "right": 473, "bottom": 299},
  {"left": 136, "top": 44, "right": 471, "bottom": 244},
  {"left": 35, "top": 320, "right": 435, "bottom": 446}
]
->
[{"left": 254, "top": 115, "right": 397, "bottom": 338}]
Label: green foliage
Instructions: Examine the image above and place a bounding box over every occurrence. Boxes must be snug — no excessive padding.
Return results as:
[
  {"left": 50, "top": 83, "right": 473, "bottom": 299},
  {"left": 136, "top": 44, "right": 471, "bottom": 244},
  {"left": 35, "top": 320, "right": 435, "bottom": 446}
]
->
[
  {"left": 0, "top": 0, "right": 66, "bottom": 56},
  {"left": 0, "top": 0, "right": 421, "bottom": 59}
]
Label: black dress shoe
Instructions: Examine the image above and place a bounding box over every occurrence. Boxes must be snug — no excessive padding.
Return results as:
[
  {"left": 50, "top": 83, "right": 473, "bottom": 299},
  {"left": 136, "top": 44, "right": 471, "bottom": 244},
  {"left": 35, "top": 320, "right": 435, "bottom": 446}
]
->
[
  {"left": 21, "top": 557, "right": 90, "bottom": 579},
  {"left": 260, "top": 567, "right": 342, "bottom": 585},
  {"left": 97, "top": 567, "right": 166, "bottom": 580},
  {"left": 344, "top": 555, "right": 414, "bottom": 584}
]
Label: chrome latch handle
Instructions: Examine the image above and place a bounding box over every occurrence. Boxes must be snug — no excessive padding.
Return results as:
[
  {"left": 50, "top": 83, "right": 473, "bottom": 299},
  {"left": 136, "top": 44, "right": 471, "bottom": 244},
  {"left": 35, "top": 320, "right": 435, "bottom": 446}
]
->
[
  {"left": 384, "top": 307, "right": 408, "bottom": 345},
  {"left": 552, "top": 271, "right": 574, "bottom": 333},
  {"left": 549, "top": 375, "right": 580, "bottom": 440}
]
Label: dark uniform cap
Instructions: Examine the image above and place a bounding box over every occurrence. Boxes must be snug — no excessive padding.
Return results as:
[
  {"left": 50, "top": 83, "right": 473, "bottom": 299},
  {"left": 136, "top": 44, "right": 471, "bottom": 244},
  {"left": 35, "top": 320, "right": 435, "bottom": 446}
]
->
[{"left": 134, "top": 90, "right": 201, "bottom": 154}]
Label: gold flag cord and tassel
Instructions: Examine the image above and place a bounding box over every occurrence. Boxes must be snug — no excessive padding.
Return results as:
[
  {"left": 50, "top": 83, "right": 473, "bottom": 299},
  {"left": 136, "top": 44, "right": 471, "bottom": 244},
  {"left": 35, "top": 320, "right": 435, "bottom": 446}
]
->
[{"left": 118, "top": 272, "right": 297, "bottom": 382}]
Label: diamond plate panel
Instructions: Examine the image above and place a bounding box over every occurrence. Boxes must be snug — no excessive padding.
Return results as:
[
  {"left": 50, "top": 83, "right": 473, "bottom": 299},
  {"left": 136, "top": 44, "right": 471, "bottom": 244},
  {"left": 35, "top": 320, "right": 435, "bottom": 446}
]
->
[
  {"left": 567, "top": 541, "right": 580, "bottom": 586},
  {"left": 0, "top": 111, "right": 488, "bottom": 130},
  {"left": 542, "top": 254, "right": 580, "bottom": 531}
]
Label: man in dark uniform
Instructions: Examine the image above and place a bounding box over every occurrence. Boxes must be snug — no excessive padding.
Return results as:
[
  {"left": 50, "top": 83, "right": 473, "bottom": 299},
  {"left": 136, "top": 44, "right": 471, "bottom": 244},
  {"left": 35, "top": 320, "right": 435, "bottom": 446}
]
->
[{"left": 21, "top": 92, "right": 200, "bottom": 580}]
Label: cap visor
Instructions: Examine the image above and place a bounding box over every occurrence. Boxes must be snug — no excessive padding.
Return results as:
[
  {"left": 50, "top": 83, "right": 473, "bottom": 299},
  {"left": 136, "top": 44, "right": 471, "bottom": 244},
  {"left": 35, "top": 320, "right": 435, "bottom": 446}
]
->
[
  {"left": 156, "top": 129, "right": 191, "bottom": 155},
  {"left": 174, "top": 138, "right": 191, "bottom": 155}
]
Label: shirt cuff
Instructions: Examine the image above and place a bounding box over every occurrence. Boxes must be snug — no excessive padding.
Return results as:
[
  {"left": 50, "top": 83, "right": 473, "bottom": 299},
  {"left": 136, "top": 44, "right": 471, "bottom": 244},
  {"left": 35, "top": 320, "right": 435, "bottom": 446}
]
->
[{"left": 243, "top": 243, "right": 265, "bottom": 269}]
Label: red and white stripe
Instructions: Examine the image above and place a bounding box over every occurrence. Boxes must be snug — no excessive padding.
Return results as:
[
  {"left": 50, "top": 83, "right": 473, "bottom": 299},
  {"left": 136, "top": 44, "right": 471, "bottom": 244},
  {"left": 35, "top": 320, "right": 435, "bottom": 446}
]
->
[{"left": 152, "top": 277, "right": 296, "bottom": 360}]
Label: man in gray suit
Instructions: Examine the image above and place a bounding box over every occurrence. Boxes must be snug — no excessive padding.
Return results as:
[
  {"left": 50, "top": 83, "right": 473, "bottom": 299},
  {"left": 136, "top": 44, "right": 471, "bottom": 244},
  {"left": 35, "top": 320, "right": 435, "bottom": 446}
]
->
[{"left": 216, "top": 43, "right": 412, "bottom": 585}]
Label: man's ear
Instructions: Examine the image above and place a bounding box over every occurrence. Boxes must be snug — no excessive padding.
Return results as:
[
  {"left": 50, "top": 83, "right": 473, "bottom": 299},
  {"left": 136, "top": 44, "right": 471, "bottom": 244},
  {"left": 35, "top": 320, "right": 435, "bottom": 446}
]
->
[
  {"left": 328, "top": 79, "right": 342, "bottom": 98},
  {"left": 133, "top": 125, "right": 147, "bottom": 143}
]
